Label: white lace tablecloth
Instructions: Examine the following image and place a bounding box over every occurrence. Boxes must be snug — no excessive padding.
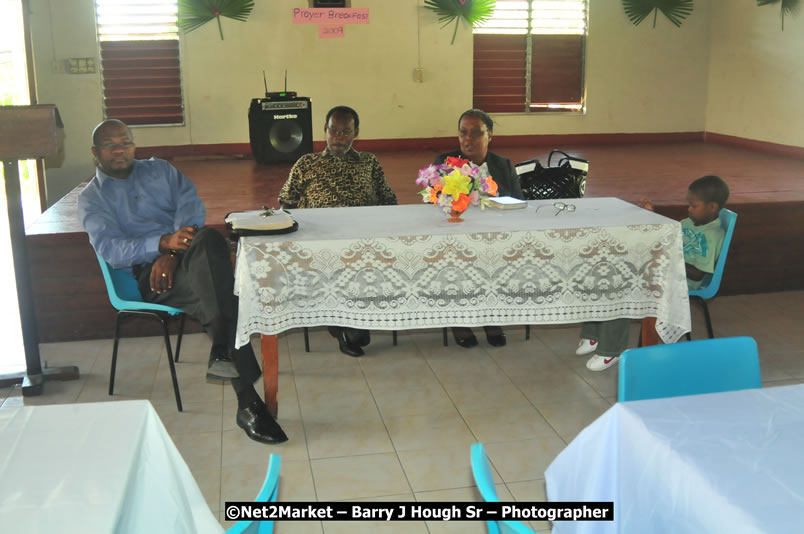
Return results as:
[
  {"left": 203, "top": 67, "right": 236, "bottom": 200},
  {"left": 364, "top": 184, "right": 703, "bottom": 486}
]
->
[{"left": 234, "top": 198, "right": 690, "bottom": 348}]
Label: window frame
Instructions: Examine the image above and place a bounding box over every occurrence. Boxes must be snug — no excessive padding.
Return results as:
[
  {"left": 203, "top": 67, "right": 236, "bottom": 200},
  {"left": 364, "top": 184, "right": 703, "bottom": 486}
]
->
[
  {"left": 473, "top": 0, "right": 588, "bottom": 115},
  {"left": 94, "top": 0, "right": 186, "bottom": 127}
]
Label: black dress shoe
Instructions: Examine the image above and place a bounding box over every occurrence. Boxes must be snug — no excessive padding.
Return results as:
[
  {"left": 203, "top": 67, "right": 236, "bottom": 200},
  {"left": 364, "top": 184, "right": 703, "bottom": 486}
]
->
[
  {"left": 356, "top": 329, "right": 371, "bottom": 347},
  {"left": 452, "top": 327, "right": 478, "bottom": 348},
  {"left": 236, "top": 400, "right": 289, "bottom": 444},
  {"left": 484, "top": 326, "right": 507, "bottom": 347},
  {"left": 328, "top": 327, "right": 364, "bottom": 357}
]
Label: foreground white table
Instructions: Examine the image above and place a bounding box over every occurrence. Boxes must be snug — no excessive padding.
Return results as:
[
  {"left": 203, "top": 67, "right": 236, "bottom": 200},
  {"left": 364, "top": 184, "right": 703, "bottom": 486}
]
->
[
  {"left": 234, "top": 199, "right": 691, "bottom": 415},
  {"left": 0, "top": 400, "right": 223, "bottom": 534},
  {"left": 545, "top": 384, "right": 804, "bottom": 534}
]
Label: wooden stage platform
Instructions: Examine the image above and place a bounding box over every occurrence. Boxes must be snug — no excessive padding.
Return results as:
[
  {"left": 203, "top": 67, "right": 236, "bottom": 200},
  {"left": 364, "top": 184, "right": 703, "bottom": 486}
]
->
[{"left": 27, "top": 141, "right": 804, "bottom": 341}]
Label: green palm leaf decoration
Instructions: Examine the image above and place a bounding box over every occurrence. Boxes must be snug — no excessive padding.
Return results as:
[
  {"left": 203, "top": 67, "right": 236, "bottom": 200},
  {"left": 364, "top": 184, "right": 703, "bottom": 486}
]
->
[
  {"left": 757, "top": 0, "right": 800, "bottom": 30},
  {"left": 622, "top": 0, "right": 694, "bottom": 28},
  {"left": 178, "top": 0, "right": 255, "bottom": 40},
  {"left": 423, "top": 0, "right": 496, "bottom": 45}
]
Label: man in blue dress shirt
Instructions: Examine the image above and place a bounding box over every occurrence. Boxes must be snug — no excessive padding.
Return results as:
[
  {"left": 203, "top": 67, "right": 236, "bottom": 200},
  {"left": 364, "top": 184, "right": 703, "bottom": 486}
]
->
[{"left": 79, "top": 119, "right": 287, "bottom": 444}]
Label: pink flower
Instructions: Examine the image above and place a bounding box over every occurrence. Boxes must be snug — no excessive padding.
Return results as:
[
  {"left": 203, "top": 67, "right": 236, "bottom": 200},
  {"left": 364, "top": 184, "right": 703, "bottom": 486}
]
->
[
  {"left": 416, "top": 165, "right": 440, "bottom": 186},
  {"left": 462, "top": 164, "right": 480, "bottom": 179}
]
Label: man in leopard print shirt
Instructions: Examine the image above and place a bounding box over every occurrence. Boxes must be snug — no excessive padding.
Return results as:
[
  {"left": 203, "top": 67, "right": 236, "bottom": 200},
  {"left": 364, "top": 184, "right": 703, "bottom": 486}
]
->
[
  {"left": 278, "top": 106, "right": 397, "bottom": 356},
  {"left": 278, "top": 106, "right": 397, "bottom": 209}
]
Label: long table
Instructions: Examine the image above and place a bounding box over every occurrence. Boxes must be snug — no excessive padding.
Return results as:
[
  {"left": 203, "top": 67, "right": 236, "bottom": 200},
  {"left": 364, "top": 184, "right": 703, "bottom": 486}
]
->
[
  {"left": 233, "top": 199, "right": 691, "bottom": 415},
  {"left": 545, "top": 384, "right": 804, "bottom": 533},
  {"left": 0, "top": 400, "right": 222, "bottom": 533}
]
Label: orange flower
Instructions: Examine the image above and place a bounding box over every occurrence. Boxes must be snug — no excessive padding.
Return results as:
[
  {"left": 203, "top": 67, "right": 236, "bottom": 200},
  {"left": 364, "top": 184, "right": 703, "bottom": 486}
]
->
[
  {"left": 452, "top": 193, "right": 471, "bottom": 212},
  {"left": 486, "top": 176, "right": 498, "bottom": 196},
  {"left": 429, "top": 184, "right": 442, "bottom": 204},
  {"left": 445, "top": 156, "right": 469, "bottom": 168}
]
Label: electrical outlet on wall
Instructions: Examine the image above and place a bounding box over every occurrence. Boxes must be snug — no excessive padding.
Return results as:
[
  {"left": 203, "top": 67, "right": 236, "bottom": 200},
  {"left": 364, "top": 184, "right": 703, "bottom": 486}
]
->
[{"left": 66, "top": 58, "right": 97, "bottom": 74}]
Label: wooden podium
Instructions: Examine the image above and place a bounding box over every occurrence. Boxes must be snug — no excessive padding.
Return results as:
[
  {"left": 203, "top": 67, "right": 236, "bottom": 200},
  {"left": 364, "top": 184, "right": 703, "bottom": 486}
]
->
[{"left": 0, "top": 105, "right": 79, "bottom": 395}]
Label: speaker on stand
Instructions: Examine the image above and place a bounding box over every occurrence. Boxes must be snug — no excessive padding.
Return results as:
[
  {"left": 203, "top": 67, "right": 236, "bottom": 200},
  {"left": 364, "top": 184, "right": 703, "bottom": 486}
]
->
[{"left": 248, "top": 96, "right": 313, "bottom": 164}]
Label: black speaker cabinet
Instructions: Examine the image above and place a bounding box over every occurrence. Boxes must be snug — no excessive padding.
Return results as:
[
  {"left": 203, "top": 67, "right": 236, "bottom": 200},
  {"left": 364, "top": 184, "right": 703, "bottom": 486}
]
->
[
  {"left": 314, "top": 0, "right": 346, "bottom": 7},
  {"left": 248, "top": 97, "right": 313, "bottom": 164}
]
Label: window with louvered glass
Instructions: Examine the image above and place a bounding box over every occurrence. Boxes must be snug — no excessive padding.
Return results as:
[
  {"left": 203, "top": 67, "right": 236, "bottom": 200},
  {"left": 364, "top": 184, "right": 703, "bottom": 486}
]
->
[
  {"left": 95, "top": 0, "right": 184, "bottom": 126},
  {"left": 473, "top": 0, "right": 586, "bottom": 113}
]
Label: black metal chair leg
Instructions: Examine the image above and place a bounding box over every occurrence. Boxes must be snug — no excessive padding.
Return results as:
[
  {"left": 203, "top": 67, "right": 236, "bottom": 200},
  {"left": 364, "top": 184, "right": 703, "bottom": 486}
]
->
[
  {"left": 303, "top": 327, "right": 310, "bottom": 352},
  {"left": 392, "top": 330, "right": 398, "bottom": 346},
  {"left": 525, "top": 325, "right": 530, "bottom": 341},
  {"left": 701, "top": 299, "right": 714, "bottom": 339},
  {"left": 109, "top": 312, "right": 123, "bottom": 396},
  {"left": 443, "top": 327, "right": 449, "bottom": 347},
  {"left": 160, "top": 317, "right": 183, "bottom": 412},
  {"left": 174, "top": 314, "right": 186, "bottom": 362}
]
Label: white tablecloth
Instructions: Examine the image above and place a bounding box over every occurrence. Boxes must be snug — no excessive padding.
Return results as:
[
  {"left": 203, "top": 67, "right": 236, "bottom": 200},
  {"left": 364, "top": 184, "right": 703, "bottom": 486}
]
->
[
  {"left": 234, "top": 198, "right": 690, "bottom": 347},
  {"left": 545, "top": 385, "right": 804, "bottom": 534},
  {"left": 0, "top": 400, "right": 223, "bottom": 534}
]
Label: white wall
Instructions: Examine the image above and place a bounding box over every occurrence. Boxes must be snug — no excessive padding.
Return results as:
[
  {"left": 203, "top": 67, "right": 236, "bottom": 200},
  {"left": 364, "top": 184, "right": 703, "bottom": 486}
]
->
[
  {"left": 178, "top": 0, "right": 472, "bottom": 143},
  {"left": 503, "top": 0, "right": 711, "bottom": 135},
  {"left": 30, "top": 0, "right": 104, "bottom": 205},
  {"left": 29, "top": 0, "right": 719, "bottom": 205},
  {"left": 706, "top": 0, "right": 804, "bottom": 147}
]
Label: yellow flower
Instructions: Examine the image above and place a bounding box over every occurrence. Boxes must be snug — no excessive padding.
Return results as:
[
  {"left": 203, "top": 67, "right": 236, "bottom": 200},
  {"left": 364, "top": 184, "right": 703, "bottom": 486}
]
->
[{"left": 441, "top": 170, "right": 471, "bottom": 198}]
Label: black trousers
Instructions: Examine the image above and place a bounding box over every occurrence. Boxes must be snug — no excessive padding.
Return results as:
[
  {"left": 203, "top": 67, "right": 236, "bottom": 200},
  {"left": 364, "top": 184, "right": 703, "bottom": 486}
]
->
[{"left": 135, "top": 228, "right": 261, "bottom": 388}]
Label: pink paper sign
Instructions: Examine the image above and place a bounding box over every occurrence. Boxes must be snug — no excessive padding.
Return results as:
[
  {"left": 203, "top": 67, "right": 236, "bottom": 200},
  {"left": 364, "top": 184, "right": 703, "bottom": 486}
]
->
[
  {"left": 319, "top": 24, "right": 345, "bottom": 38},
  {"left": 292, "top": 8, "right": 370, "bottom": 25}
]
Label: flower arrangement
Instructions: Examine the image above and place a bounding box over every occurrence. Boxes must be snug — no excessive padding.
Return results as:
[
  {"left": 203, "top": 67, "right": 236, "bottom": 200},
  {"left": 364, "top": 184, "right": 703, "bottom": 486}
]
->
[{"left": 416, "top": 156, "right": 499, "bottom": 219}]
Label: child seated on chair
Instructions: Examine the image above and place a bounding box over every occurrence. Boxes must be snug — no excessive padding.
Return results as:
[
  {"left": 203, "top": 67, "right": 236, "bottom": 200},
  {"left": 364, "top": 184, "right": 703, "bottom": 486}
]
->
[{"left": 579, "top": 175, "right": 731, "bottom": 371}]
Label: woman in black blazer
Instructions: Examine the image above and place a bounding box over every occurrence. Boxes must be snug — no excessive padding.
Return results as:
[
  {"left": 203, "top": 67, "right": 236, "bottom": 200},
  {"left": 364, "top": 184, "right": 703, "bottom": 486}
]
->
[{"left": 433, "top": 109, "right": 524, "bottom": 348}]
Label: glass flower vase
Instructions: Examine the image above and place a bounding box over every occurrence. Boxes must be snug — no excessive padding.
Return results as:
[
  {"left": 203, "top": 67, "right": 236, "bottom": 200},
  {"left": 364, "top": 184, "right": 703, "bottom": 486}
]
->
[{"left": 448, "top": 208, "right": 466, "bottom": 223}]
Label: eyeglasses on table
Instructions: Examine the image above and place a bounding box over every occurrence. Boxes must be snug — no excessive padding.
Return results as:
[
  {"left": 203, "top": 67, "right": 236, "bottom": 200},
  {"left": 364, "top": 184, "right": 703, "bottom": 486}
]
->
[{"left": 533, "top": 201, "right": 577, "bottom": 216}]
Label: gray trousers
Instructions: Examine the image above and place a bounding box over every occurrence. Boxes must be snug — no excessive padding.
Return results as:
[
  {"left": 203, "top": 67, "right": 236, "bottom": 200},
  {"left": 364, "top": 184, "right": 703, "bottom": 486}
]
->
[
  {"left": 580, "top": 319, "right": 631, "bottom": 357},
  {"left": 135, "top": 228, "right": 261, "bottom": 388}
]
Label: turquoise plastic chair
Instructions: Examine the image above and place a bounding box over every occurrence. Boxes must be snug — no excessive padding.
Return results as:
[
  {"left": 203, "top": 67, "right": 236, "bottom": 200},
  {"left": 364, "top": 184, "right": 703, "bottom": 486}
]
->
[
  {"left": 226, "top": 454, "right": 281, "bottom": 534},
  {"left": 470, "top": 443, "right": 536, "bottom": 534},
  {"left": 618, "top": 336, "right": 761, "bottom": 402},
  {"left": 688, "top": 208, "right": 737, "bottom": 339},
  {"left": 95, "top": 251, "right": 185, "bottom": 411}
]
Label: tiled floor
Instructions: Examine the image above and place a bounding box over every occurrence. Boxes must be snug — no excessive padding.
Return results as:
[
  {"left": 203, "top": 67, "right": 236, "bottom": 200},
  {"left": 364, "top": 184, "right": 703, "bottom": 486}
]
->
[{"left": 2, "top": 291, "right": 803, "bottom": 533}]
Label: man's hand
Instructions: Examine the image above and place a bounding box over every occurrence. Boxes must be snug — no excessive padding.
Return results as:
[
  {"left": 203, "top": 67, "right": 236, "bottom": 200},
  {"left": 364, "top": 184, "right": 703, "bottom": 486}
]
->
[
  {"left": 150, "top": 254, "right": 180, "bottom": 294},
  {"left": 159, "top": 226, "right": 198, "bottom": 252}
]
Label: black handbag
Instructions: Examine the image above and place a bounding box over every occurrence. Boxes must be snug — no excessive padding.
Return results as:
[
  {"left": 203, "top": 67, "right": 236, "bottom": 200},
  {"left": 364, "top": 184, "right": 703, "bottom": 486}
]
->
[{"left": 516, "top": 149, "right": 588, "bottom": 200}]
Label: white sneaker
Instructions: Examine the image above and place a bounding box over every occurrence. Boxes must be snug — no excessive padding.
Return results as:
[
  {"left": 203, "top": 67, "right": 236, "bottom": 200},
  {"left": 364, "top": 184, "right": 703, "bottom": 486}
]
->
[
  {"left": 586, "top": 355, "right": 620, "bottom": 371},
  {"left": 575, "top": 338, "right": 598, "bottom": 356}
]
